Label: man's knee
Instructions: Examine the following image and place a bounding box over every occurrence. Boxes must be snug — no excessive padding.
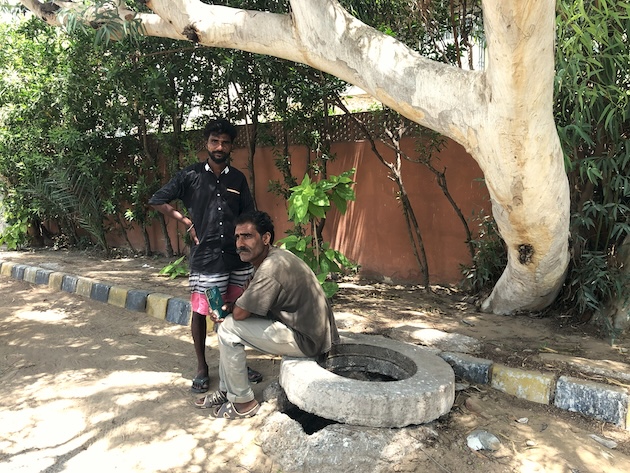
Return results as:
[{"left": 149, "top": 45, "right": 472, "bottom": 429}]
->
[{"left": 216, "top": 315, "right": 238, "bottom": 344}]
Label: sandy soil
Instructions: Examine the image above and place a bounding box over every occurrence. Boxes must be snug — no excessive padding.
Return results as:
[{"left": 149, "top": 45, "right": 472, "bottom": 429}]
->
[{"left": 1, "top": 248, "right": 630, "bottom": 473}]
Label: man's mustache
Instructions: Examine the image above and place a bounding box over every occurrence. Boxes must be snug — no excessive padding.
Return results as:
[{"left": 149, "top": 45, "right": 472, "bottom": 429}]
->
[
  {"left": 236, "top": 247, "right": 249, "bottom": 254},
  {"left": 209, "top": 151, "right": 229, "bottom": 161}
]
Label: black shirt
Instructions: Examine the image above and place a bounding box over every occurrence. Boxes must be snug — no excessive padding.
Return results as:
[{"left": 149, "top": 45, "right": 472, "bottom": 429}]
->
[{"left": 149, "top": 161, "right": 255, "bottom": 273}]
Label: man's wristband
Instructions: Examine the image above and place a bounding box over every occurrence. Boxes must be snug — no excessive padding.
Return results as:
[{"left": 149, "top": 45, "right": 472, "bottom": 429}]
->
[{"left": 186, "top": 223, "right": 194, "bottom": 233}]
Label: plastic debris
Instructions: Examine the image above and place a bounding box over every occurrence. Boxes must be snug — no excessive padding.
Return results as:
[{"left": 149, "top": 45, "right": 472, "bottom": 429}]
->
[
  {"left": 589, "top": 434, "right": 617, "bottom": 449},
  {"left": 466, "top": 430, "right": 501, "bottom": 451},
  {"left": 516, "top": 417, "right": 529, "bottom": 424}
]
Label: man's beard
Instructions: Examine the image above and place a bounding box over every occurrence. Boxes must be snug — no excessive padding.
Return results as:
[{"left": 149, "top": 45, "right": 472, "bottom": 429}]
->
[{"left": 209, "top": 151, "right": 229, "bottom": 164}]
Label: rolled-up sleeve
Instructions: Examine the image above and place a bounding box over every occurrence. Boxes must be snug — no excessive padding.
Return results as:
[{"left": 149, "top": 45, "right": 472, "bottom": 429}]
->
[{"left": 148, "top": 173, "right": 184, "bottom": 206}]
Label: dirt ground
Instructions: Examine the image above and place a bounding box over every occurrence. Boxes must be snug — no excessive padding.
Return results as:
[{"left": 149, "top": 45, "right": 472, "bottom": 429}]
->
[{"left": 1, "top": 248, "right": 630, "bottom": 473}]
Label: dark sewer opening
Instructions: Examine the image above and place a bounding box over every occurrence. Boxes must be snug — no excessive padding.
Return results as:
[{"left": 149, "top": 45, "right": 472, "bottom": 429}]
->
[
  {"left": 319, "top": 343, "right": 417, "bottom": 381},
  {"left": 284, "top": 405, "right": 338, "bottom": 435},
  {"left": 330, "top": 368, "right": 397, "bottom": 382}
]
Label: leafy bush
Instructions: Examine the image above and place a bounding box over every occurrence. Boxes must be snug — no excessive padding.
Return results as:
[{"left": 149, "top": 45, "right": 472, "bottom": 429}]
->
[
  {"left": 278, "top": 169, "right": 359, "bottom": 297},
  {"left": 158, "top": 255, "right": 189, "bottom": 279},
  {"left": 0, "top": 208, "right": 29, "bottom": 250},
  {"left": 460, "top": 209, "right": 506, "bottom": 293},
  {"left": 554, "top": 0, "right": 630, "bottom": 327}
]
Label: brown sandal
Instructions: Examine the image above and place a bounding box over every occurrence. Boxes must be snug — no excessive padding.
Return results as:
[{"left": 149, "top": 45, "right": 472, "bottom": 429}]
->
[
  {"left": 194, "top": 390, "right": 227, "bottom": 409},
  {"left": 212, "top": 401, "right": 260, "bottom": 419}
]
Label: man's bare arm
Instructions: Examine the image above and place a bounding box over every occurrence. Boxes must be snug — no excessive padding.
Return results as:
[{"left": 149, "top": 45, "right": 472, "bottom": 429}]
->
[
  {"left": 151, "top": 203, "right": 198, "bottom": 245},
  {"left": 232, "top": 304, "right": 252, "bottom": 321}
]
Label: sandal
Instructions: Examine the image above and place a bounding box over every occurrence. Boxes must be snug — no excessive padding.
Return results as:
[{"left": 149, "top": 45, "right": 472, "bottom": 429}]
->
[
  {"left": 191, "top": 375, "right": 210, "bottom": 393},
  {"left": 212, "top": 401, "right": 260, "bottom": 419},
  {"left": 247, "top": 367, "right": 263, "bottom": 384},
  {"left": 195, "top": 390, "right": 227, "bottom": 409}
]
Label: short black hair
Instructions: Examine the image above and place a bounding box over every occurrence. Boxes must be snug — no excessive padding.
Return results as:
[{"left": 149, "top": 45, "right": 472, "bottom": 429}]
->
[
  {"left": 236, "top": 210, "right": 275, "bottom": 244},
  {"left": 203, "top": 118, "right": 237, "bottom": 142}
]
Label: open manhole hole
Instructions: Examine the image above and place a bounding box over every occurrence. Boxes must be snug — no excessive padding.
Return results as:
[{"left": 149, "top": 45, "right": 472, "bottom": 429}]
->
[
  {"left": 319, "top": 343, "right": 417, "bottom": 382},
  {"left": 280, "top": 334, "right": 455, "bottom": 428}
]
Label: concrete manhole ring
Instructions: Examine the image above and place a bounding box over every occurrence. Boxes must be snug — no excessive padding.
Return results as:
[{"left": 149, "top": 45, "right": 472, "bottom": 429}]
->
[{"left": 279, "top": 332, "right": 455, "bottom": 428}]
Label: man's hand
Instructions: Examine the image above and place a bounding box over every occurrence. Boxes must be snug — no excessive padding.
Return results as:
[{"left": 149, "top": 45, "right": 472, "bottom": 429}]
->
[
  {"left": 209, "top": 309, "right": 225, "bottom": 324},
  {"left": 152, "top": 203, "right": 199, "bottom": 245},
  {"left": 208, "top": 310, "right": 218, "bottom": 323},
  {"left": 188, "top": 226, "right": 200, "bottom": 245},
  {"left": 209, "top": 302, "right": 235, "bottom": 323}
]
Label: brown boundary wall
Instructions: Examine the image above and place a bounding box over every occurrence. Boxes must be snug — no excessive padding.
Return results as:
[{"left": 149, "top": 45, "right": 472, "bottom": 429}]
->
[{"left": 111, "top": 131, "right": 490, "bottom": 286}]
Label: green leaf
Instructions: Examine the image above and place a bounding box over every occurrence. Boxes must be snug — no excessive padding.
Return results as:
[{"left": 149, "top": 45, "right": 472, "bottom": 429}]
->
[
  {"left": 330, "top": 192, "right": 347, "bottom": 214},
  {"left": 308, "top": 202, "right": 327, "bottom": 219},
  {"left": 321, "top": 281, "right": 339, "bottom": 298}
]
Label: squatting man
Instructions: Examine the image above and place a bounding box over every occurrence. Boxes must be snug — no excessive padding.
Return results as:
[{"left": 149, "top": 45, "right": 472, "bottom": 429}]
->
[{"left": 195, "top": 210, "right": 339, "bottom": 419}]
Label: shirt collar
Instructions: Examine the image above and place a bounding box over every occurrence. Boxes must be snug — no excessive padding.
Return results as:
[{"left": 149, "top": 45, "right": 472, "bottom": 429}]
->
[{"left": 205, "top": 162, "right": 230, "bottom": 175}]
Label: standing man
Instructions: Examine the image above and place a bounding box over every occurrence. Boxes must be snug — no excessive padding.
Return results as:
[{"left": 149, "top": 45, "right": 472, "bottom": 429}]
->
[
  {"left": 195, "top": 210, "right": 339, "bottom": 419},
  {"left": 149, "top": 118, "right": 262, "bottom": 393}
]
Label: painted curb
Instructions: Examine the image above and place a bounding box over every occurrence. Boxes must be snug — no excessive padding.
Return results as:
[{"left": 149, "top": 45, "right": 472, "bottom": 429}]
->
[
  {"left": 76, "top": 277, "right": 94, "bottom": 298},
  {"left": 107, "top": 286, "right": 130, "bottom": 308},
  {"left": 146, "top": 293, "right": 171, "bottom": 320},
  {"left": 491, "top": 364, "right": 556, "bottom": 405},
  {"left": 61, "top": 274, "right": 78, "bottom": 293},
  {"left": 166, "top": 298, "right": 192, "bottom": 326},
  {"left": 0, "top": 260, "right": 14, "bottom": 277},
  {"left": 91, "top": 282, "right": 111, "bottom": 303},
  {"left": 24, "top": 266, "right": 39, "bottom": 283},
  {"left": 555, "top": 375, "right": 630, "bottom": 427},
  {"left": 12, "top": 264, "right": 26, "bottom": 280},
  {"left": 35, "top": 268, "right": 53, "bottom": 285},
  {"left": 48, "top": 272, "right": 65, "bottom": 291},
  {"left": 126, "top": 289, "right": 150, "bottom": 312},
  {"left": 440, "top": 351, "right": 493, "bottom": 385}
]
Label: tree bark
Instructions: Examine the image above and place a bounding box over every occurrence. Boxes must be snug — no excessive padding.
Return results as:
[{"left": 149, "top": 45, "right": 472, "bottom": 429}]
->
[
  {"left": 475, "top": 2, "right": 570, "bottom": 313},
  {"left": 20, "top": 0, "right": 571, "bottom": 315}
]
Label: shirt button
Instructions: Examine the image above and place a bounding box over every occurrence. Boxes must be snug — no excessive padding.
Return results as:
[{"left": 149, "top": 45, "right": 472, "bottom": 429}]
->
[{"left": 218, "top": 207, "right": 222, "bottom": 211}]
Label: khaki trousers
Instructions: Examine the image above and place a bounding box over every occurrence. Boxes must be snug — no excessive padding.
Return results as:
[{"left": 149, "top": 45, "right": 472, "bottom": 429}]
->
[{"left": 217, "top": 315, "right": 305, "bottom": 404}]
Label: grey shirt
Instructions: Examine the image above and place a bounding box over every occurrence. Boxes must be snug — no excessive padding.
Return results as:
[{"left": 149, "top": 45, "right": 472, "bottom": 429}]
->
[{"left": 236, "top": 247, "right": 339, "bottom": 357}]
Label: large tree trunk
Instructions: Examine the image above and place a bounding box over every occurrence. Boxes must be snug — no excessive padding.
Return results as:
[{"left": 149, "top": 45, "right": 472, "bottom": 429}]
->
[
  {"left": 473, "top": 2, "right": 570, "bottom": 313},
  {"left": 22, "top": 0, "right": 570, "bottom": 315}
]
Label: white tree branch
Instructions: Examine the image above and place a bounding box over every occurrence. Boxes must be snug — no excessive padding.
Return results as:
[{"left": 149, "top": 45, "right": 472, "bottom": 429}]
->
[{"left": 286, "top": 0, "right": 486, "bottom": 147}]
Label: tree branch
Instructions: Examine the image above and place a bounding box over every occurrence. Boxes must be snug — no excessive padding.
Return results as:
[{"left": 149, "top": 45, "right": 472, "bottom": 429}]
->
[{"left": 288, "top": 0, "right": 486, "bottom": 145}]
